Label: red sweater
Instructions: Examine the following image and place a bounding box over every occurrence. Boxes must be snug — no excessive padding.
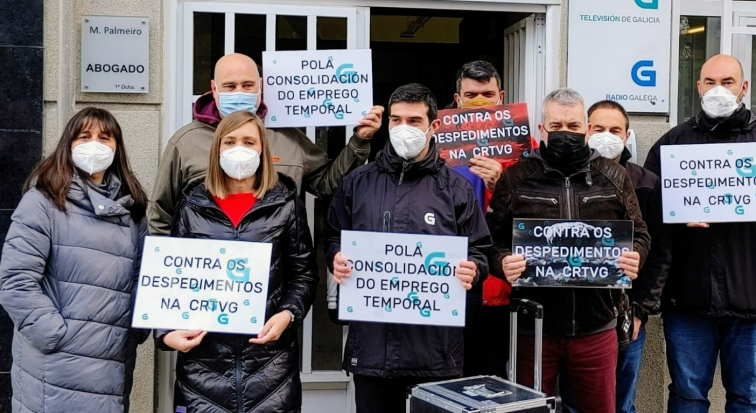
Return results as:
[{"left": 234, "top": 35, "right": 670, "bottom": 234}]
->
[{"left": 213, "top": 193, "right": 257, "bottom": 227}]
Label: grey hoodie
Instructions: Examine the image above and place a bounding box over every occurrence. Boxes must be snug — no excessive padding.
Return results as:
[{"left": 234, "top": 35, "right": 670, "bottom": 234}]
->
[{"left": 148, "top": 93, "right": 371, "bottom": 235}]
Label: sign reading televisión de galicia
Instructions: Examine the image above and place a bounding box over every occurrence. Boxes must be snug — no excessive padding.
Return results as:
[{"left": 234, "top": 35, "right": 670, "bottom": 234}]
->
[
  {"left": 512, "top": 219, "right": 634, "bottom": 288},
  {"left": 81, "top": 16, "right": 149, "bottom": 93},
  {"left": 567, "top": 0, "right": 671, "bottom": 113}
]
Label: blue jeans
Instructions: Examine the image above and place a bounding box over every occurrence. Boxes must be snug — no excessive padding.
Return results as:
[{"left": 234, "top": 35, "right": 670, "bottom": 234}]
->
[
  {"left": 665, "top": 313, "right": 756, "bottom": 413},
  {"left": 559, "top": 325, "right": 646, "bottom": 413}
]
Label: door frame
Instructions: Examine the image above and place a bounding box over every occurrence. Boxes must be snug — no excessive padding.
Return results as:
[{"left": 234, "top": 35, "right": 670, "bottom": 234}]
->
[
  {"left": 160, "top": 1, "right": 560, "bottom": 412},
  {"left": 163, "top": 0, "right": 561, "bottom": 151}
]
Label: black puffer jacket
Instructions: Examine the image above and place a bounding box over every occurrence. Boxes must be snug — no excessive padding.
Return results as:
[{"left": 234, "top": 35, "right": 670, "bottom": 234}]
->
[
  {"left": 325, "top": 140, "right": 492, "bottom": 378},
  {"left": 155, "top": 174, "right": 318, "bottom": 413},
  {"left": 644, "top": 107, "right": 756, "bottom": 320},
  {"left": 487, "top": 149, "right": 651, "bottom": 337},
  {"left": 619, "top": 149, "right": 671, "bottom": 321}
]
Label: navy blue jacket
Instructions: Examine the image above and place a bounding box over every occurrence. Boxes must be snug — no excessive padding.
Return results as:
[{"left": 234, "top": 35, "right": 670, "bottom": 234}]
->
[{"left": 325, "top": 140, "right": 492, "bottom": 378}]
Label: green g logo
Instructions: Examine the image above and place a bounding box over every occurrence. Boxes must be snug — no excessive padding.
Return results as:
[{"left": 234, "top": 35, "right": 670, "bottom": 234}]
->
[
  {"left": 568, "top": 255, "right": 582, "bottom": 267},
  {"left": 517, "top": 222, "right": 526, "bottom": 230}
]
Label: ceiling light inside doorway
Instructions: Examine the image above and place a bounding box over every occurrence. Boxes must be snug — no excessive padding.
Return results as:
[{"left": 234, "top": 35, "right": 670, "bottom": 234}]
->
[
  {"left": 682, "top": 26, "right": 705, "bottom": 35},
  {"left": 401, "top": 16, "right": 432, "bottom": 38}
]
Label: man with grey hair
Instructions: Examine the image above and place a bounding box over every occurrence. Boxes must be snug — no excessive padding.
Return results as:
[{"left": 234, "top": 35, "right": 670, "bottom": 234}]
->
[{"left": 486, "top": 87, "right": 650, "bottom": 412}]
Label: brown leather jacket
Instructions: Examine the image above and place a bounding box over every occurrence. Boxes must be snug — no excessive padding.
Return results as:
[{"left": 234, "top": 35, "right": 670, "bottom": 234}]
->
[{"left": 487, "top": 150, "right": 651, "bottom": 337}]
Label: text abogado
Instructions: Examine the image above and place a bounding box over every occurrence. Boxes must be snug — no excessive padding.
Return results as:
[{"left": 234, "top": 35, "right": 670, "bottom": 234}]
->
[{"left": 85, "top": 63, "right": 145, "bottom": 73}]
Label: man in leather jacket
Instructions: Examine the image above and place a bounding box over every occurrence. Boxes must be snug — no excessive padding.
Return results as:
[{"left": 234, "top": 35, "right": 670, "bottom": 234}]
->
[{"left": 487, "top": 88, "right": 650, "bottom": 413}]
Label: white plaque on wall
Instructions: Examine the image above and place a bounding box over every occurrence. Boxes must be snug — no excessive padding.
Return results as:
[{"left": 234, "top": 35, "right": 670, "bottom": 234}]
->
[{"left": 81, "top": 16, "right": 149, "bottom": 93}]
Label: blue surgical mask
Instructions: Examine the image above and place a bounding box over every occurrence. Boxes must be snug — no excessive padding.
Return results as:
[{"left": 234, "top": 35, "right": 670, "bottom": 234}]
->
[{"left": 217, "top": 91, "right": 259, "bottom": 117}]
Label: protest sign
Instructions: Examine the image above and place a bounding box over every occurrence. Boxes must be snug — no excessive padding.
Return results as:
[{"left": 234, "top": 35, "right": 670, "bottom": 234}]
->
[
  {"left": 512, "top": 219, "right": 634, "bottom": 288},
  {"left": 132, "top": 236, "right": 272, "bottom": 335},
  {"left": 338, "top": 230, "right": 468, "bottom": 327},
  {"left": 660, "top": 142, "right": 756, "bottom": 223},
  {"left": 433, "top": 103, "right": 532, "bottom": 167},
  {"left": 262, "top": 49, "right": 373, "bottom": 128}
]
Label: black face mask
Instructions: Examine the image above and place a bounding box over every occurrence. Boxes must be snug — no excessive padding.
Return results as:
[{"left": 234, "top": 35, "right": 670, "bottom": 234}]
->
[{"left": 539, "top": 130, "right": 592, "bottom": 175}]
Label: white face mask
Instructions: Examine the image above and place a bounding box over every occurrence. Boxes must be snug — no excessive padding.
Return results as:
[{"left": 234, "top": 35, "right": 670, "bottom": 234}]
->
[
  {"left": 219, "top": 146, "right": 260, "bottom": 180},
  {"left": 389, "top": 124, "right": 431, "bottom": 160},
  {"left": 701, "top": 85, "right": 743, "bottom": 118},
  {"left": 72, "top": 141, "right": 115, "bottom": 175},
  {"left": 588, "top": 131, "right": 625, "bottom": 160}
]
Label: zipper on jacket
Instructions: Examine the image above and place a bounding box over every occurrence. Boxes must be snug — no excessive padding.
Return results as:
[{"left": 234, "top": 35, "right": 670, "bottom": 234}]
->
[
  {"left": 398, "top": 161, "right": 408, "bottom": 186},
  {"left": 236, "top": 336, "right": 243, "bottom": 413},
  {"left": 572, "top": 290, "right": 576, "bottom": 335},
  {"left": 564, "top": 177, "right": 573, "bottom": 219},
  {"left": 582, "top": 194, "right": 617, "bottom": 203},
  {"left": 520, "top": 195, "right": 558, "bottom": 205},
  {"left": 382, "top": 211, "right": 392, "bottom": 232}
]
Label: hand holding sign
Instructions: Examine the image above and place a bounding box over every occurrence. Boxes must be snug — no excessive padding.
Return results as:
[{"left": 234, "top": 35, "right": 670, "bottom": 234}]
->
[
  {"left": 501, "top": 254, "right": 526, "bottom": 283},
  {"left": 686, "top": 222, "right": 710, "bottom": 228},
  {"left": 249, "top": 311, "right": 293, "bottom": 345},
  {"left": 469, "top": 156, "right": 503, "bottom": 190},
  {"left": 332, "top": 251, "right": 351, "bottom": 284},
  {"left": 455, "top": 260, "right": 477, "bottom": 291},
  {"left": 163, "top": 329, "right": 207, "bottom": 353},
  {"left": 617, "top": 251, "right": 640, "bottom": 279},
  {"left": 355, "top": 105, "right": 384, "bottom": 139}
]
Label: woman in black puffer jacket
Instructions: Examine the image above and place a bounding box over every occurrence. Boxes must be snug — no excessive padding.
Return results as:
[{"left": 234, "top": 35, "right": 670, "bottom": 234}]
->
[{"left": 155, "top": 111, "right": 318, "bottom": 413}]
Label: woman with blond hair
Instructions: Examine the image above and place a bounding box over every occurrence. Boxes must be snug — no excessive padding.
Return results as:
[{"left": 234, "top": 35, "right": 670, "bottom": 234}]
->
[{"left": 155, "top": 111, "right": 318, "bottom": 413}]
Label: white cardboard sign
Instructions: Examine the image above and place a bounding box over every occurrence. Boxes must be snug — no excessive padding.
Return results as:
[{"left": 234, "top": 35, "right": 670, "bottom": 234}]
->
[
  {"left": 262, "top": 49, "right": 373, "bottom": 127},
  {"left": 661, "top": 142, "right": 756, "bottom": 223},
  {"left": 132, "top": 236, "right": 272, "bottom": 335},
  {"left": 338, "top": 230, "right": 468, "bottom": 327}
]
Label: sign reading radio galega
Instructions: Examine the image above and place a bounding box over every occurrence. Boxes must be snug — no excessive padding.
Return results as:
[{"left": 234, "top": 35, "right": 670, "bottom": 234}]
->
[{"left": 81, "top": 16, "right": 149, "bottom": 94}]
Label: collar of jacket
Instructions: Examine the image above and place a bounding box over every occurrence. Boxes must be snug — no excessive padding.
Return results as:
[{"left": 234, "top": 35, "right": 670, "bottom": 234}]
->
[
  {"left": 67, "top": 173, "right": 134, "bottom": 217},
  {"left": 690, "top": 104, "right": 756, "bottom": 135},
  {"left": 619, "top": 146, "right": 632, "bottom": 167},
  {"left": 193, "top": 91, "right": 270, "bottom": 126},
  {"left": 375, "top": 138, "right": 445, "bottom": 179},
  {"left": 183, "top": 173, "right": 297, "bottom": 214},
  {"left": 530, "top": 147, "right": 602, "bottom": 178}
]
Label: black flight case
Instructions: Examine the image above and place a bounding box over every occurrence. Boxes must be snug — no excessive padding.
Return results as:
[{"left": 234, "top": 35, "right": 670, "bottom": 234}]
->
[{"left": 410, "top": 298, "right": 559, "bottom": 412}]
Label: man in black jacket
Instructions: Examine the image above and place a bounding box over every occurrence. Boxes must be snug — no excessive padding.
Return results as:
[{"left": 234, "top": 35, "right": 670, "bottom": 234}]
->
[
  {"left": 487, "top": 88, "right": 650, "bottom": 413},
  {"left": 644, "top": 54, "right": 756, "bottom": 413},
  {"left": 560, "top": 100, "right": 672, "bottom": 413},
  {"left": 325, "top": 83, "right": 492, "bottom": 413}
]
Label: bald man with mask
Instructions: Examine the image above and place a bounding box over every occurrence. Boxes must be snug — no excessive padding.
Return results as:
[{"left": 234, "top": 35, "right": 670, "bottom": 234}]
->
[
  {"left": 645, "top": 54, "right": 756, "bottom": 413},
  {"left": 149, "top": 53, "right": 384, "bottom": 234}
]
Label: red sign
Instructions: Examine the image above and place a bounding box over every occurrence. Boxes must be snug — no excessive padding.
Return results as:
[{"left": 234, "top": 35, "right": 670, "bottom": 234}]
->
[{"left": 434, "top": 103, "right": 532, "bottom": 167}]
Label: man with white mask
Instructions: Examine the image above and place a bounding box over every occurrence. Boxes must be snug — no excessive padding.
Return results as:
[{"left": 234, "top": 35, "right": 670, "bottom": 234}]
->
[
  {"left": 560, "top": 100, "right": 672, "bottom": 413},
  {"left": 645, "top": 54, "right": 756, "bottom": 412},
  {"left": 325, "top": 83, "right": 492, "bottom": 413},
  {"left": 149, "top": 53, "right": 383, "bottom": 235}
]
